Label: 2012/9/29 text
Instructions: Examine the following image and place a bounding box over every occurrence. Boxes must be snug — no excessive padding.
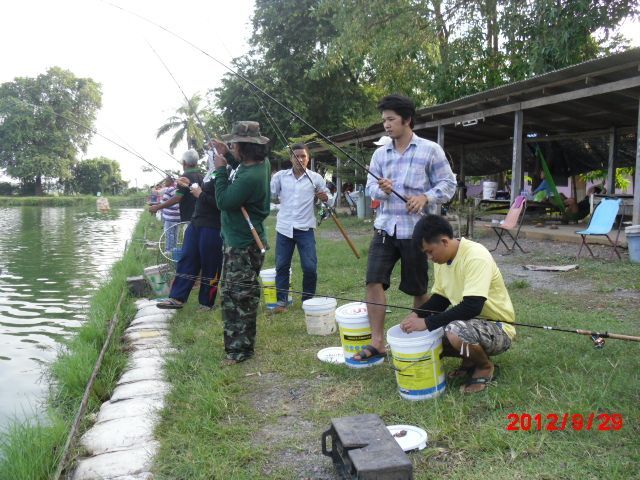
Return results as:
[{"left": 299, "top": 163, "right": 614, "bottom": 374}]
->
[{"left": 506, "top": 413, "right": 623, "bottom": 431}]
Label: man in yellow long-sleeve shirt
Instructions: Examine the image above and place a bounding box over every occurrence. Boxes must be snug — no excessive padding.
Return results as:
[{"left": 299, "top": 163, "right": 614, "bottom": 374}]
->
[{"left": 401, "top": 215, "right": 515, "bottom": 394}]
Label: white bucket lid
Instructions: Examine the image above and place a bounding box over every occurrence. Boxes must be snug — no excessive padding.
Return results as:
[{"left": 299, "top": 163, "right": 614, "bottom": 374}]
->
[
  {"left": 387, "top": 425, "right": 428, "bottom": 451},
  {"left": 386, "top": 324, "right": 443, "bottom": 344},
  {"left": 625, "top": 225, "right": 640, "bottom": 234},
  {"left": 302, "top": 297, "right": 337, "bottom": 309},
  {"left": 335, "top": 302, "right": 368, "bottom": 320},
  {"left": 316, "top": 347, "right": 344, "bottom": 364},
  {"left": 260, "top": 268, "right": 276, "bottom": 275}
]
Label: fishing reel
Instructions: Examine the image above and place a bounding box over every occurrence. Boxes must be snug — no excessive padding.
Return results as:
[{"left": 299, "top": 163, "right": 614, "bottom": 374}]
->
[{"left": 591, "top": 334, "right": 606, "bottom": 349}]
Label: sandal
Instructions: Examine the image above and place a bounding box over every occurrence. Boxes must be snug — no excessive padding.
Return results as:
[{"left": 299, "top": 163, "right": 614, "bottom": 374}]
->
[
  {"left": 221, "top": 356, "right": 250, "bottom": 366},
  {"left": 351, "top": 344, "right": 385, "bottom": 362},
  {"left": 447, "top": 365, "right": 474, "bottom": 380},
  {"left": 459, "top": 365, "right": 499, "bottom": 394},
  {"left": 156, "top": 298, "right": 183, "bottom": 309}
]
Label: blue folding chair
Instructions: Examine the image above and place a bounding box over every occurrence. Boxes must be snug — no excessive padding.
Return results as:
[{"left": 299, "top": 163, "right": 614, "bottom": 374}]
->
[{"left": 576, "top": 198, "right": 622, "bottom": 259}]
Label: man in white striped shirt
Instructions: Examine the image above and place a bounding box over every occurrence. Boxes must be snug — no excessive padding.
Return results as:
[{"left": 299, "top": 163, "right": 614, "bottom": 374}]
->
[
  {"left": 352, "top": 94, "right": 456, "bottom": 364},
  {"left": 270, "top": 144, "right": 329, "bottom": 313}
]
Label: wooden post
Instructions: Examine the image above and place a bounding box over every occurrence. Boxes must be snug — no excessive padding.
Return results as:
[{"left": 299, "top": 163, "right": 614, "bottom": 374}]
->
[
  {"left": 437, "top": 125, "right": 445, "bottom": 148},
  {"left": 459, "top": 146, "right": 466, "bottom": 203},
  {"left": 510, "top": 110, "right": 524, "bottom": 203},
  {"left": 335, "top": 156, "right": 342, "bottom": 208},
  {"left": 606, "top": 126, "right": 617, "bottom": 194},
  {"left": 633, "top": 101, "right": 640, "bottom": 224}
]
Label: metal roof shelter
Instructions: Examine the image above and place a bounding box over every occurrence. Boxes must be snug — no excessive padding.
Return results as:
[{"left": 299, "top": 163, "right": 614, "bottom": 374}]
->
[{"left": 312, "top": 48, "right": 640, "bottom": 223}]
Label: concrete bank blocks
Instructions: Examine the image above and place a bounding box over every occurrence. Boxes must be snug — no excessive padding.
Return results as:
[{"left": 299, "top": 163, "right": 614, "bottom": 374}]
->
[{"left": 72, "top": 299, "right": 174, "bottom": 480}]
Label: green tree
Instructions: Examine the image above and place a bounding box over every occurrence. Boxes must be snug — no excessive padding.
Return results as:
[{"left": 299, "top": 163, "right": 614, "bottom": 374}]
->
[
  {"left": 0, "top": 67, "right": 102, "bottom": 195},
  {"left": 71, "top": 157, "right": 127, "bottom": 195},
  {"left": 315, "top": 0, "right": 639, "bottom": 104},
  {"left": 501, "top": 0, "right": 637, "bottom": 79},
  {"left": 156, "top": 93, "right": 207, "bottom": 153},
  {"left": 215, "top": 0, "right": 374, "bottom": 144}
]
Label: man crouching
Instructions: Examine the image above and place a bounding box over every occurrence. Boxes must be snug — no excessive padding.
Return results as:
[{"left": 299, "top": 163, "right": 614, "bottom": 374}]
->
[{"left": 400, "top": 215, "right": 515, "bottom": 394}]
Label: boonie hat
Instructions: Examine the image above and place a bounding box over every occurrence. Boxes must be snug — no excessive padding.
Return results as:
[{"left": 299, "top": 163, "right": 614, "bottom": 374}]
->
[{"left": 222, "top": 121, "right": 270, "bottom": 145}]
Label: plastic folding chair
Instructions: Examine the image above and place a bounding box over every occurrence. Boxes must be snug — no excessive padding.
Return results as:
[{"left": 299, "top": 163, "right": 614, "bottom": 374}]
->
[
  {"left": 576, "top": 198, "right": 622, "bottom": 259},
  {"left": 488, "top": 195, "right": 528, "bottom": 253}
]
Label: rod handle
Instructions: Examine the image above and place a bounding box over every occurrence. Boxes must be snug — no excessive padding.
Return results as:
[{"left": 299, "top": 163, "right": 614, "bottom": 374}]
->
[
  {"left": 241, "top": 207, "right": 266, "bottom": 253},
  {"left": 328, "top": 209, "right": 360, "bottom": 259}
]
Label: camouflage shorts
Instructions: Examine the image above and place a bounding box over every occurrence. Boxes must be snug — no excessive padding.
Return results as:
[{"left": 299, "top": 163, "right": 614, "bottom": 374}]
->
[{"left": 444, "top": 319, "right": 511, "bottom": 356}]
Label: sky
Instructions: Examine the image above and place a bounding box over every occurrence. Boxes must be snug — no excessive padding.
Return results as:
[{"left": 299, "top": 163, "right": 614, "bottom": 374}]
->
[
  {"left": 1, "top": 2, "right": 639, "bottom": 189},
  {"left": 1, "top": 0, "right": 255, "bottom": 188}
]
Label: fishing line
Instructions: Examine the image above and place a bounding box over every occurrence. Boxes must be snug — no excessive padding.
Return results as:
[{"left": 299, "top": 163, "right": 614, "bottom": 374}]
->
[
  {"left": 162, "top": 270, "right": 640, "bottom": 344},
  {"left": 147, "top": 40, "right": 213, "bottom": 148},
  {"left": 14, "top": 98, "right": 174, "bottom": 180},
  {"left": 101, "top": 0, "right": 410, "bottom": 204},
  {"left": 147, "top": 34, "right": 361, "bottom": 258}
]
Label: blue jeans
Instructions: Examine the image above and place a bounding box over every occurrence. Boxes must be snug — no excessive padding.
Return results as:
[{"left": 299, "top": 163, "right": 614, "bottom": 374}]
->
[
  {"left": 164, "top": 220, "right": 179, "bottom": 253},
  {"left": 275, "top": 229, "right": 317, "bottom": 304},
  {"left": 170, "top": 224, "right": 223, "bottom": 307}
]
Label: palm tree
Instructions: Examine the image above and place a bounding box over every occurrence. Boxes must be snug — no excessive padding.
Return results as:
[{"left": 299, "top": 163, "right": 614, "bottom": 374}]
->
[{"left": 156, "top": 94, "right": 206, "bottom": 153}]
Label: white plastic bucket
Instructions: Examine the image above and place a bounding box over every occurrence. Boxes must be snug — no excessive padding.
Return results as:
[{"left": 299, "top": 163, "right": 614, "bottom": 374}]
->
[
  {"left": 335, "top": 302, "right": 383, "bottom": 368},
  {"left": 143, "top": 264, "right": 171, "bottom": 297},
  {"left": 386, "top": 325, "right": 446, "bottom": 400},
  {"left": 302, "top": 297, "right": 337, "bottom": 335},
  {"left": 482, "top": 181, "right": 498, "bottom": 200},
  {"left": 625, "top": 225, "right": 640, "bottom": 263},
  {"left": 259, "top": 268, "right": 292, "bottom": 309}
]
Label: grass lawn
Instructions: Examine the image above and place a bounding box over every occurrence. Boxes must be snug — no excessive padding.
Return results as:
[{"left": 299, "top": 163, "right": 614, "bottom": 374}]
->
[{"left": 152, "top": 214, "right": 640, "bottom": 479}]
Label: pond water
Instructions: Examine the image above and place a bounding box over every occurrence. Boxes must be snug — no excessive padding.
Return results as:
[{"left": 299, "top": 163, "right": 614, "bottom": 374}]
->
[{"left": 0, "top": 206, "right": 140, "bottom": 430}]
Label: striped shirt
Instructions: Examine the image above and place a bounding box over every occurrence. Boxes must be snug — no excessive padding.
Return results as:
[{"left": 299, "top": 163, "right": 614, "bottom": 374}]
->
[
  {"left": 161, "top": 186, "right": 181, "bottom": 222},
  {"left": 366, "top": 134, "right": 456, "bottom": 239}
]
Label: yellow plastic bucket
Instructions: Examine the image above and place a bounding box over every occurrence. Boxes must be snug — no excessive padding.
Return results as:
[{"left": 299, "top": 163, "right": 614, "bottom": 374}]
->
[
  {"left": 335, "top": 302, "right": 383, "bottom": 368},
  {"left": 386, "top": 325, "right": 446, "bottom": 400},
  {"left": 259, "top": 268, "right": 292, "bottom": 309}
]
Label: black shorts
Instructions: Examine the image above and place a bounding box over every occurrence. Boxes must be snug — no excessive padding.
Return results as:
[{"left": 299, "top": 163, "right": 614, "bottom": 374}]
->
[{"left": 365, "top": 229, "right": 428, "bottom": 296}]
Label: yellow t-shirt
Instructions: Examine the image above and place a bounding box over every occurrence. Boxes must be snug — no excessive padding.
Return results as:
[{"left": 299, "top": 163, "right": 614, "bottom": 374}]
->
[{"left": 432, "top": 237, "right": 516, "bottom": 339}]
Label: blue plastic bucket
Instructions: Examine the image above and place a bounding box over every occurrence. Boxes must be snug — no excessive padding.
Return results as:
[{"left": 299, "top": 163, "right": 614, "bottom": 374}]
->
[{"left": 626, "top": 225, "right": 640, "bottom": 263}]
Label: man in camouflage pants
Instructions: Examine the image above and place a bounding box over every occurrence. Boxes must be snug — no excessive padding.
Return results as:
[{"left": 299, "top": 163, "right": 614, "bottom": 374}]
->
[
  {"left": 213, "top": 121, "right": 271, "bottom": 364},
  {"left": 220, "top": 246, "right": 264, "bottom": 359}
]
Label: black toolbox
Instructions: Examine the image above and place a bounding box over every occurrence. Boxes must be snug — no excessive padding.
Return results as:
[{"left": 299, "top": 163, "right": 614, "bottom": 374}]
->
[{"left": 322, "top": 414, "right": 413, "bottom": 479}]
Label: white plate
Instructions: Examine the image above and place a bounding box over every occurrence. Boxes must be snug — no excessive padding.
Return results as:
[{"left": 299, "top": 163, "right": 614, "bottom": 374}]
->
[
  {"left": 317, "top": 347, "right": 345, "bottom": 364},
  {"left": 387, "top": 424, "right": 428, "bottom": 452}
]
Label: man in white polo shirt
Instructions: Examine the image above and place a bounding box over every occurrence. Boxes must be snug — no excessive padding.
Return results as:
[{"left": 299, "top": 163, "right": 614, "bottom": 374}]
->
[{"left": 270, "top": 144, "right": 329, "bottom": 313}]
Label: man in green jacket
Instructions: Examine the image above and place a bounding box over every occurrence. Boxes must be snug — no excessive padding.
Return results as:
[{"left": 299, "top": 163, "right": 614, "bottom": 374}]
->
[{"left": 213, "top": 121, "right": 271, "bottom": 365}]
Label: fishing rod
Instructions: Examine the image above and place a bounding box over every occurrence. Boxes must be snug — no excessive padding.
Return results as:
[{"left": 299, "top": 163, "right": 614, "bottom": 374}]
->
[
  {"left": 162, "top": 269, "right": 640, "bottom": 347},
  {"left": 147, "top": 41, "right": 213, "bottom": 149},
  {"left": 148, "top": 38, "right": 360, "bottom": 258},
  {"left": 254, "top": 95, "right": 361, "bottom": 258},
  {"left": 157, "top": 146, "right": 183, "bottom": 166},
  {"left": 149, "top": 43, "right": 271, "bottom": 254},
  {"left": 102, "top": 1, "right": 410, "bottom": 205}
]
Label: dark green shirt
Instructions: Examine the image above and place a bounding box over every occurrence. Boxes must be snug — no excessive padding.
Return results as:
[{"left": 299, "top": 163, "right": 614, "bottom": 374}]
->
[{"left": 215, "top": 161, "right": 271, "bottom": 248}]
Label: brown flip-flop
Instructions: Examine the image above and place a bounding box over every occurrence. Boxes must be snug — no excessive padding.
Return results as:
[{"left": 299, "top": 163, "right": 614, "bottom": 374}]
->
[{"left": 156, "top": 298, "right": 183, "bottom": 309}]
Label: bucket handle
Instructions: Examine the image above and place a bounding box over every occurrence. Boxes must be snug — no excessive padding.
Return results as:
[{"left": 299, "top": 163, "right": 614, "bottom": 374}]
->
[
  {"left": 321, "top": 429, "right": 333, "bottom": 457},
  {"left": 385, "top": 345, "right": 433, "bottom": 372}
]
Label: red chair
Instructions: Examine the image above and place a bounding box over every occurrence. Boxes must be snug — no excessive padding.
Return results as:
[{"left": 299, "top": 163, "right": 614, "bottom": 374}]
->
[{"left": 487, "top": 195, "right": 528, "bottom": 253}]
